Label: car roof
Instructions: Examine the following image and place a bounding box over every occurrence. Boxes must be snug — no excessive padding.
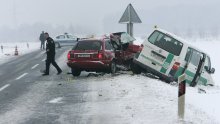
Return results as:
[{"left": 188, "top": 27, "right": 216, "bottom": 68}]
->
[
  {"left": 78, "top": 39, "right": 103, "bottom": 42},
  {"left": 78, "top": 38, "right": 110, "bottom": 42}
]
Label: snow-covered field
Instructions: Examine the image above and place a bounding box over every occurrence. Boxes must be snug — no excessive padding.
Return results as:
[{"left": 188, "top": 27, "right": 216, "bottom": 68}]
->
[
  {"left": 80, "top": 73, "right": 219, "bottom": 123},
  {"left": 0, "top": 42, "right": 40, "bottom": 65}
]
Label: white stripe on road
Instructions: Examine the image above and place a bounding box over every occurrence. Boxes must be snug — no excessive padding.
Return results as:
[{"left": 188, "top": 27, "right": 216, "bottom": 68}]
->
[
  {"left": 42, "top": 58, "right": 46, "bottom": 62},
  {"left": 16, "top": 73, "right": 28, "bottom": 80},
  {"left": 31, "top": 64, "right": 39, "bottom": 69},
  {"left": 0, "top": 84, "right": 10, "bottom": 92}
]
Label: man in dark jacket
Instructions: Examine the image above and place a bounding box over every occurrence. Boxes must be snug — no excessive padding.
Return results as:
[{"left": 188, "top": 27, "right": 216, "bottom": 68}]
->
[
  {"left": 39, "top": 31, "right": 46, "bottom": 50},
  {"left": 42, "top": 32, "right": 62, "bottom": 76}
]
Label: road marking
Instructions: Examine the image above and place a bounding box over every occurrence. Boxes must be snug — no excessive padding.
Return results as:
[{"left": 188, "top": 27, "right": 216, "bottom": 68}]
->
[
  {"left": 31, "top": 64, "right": 39, "bottom": 69},
  {"left": 48, "top": 97, "right": 63, "bottom": 104},
  {"left": 16, "top": 73, "right": 28, "bottom": 80},
  {"left": 42, "top": 58, "right": 46, "bottom": 62},
  {"left": 0, "top": 84, "right": 10, "bottom": 92}
]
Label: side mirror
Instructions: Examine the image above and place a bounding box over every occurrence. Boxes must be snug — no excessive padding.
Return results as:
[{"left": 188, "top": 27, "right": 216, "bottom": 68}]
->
[
  {"left": 204, "top": 66, "right": 209, "bottom": 71},
  {"left": 210, "top": 68, "right": 215, "bottom": 74}
]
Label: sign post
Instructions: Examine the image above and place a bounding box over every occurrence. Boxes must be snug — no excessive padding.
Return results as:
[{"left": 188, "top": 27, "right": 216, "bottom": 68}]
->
[
  {"left": 119, "top": 3, "right": 142, "bottom": 39},
  {"left": 178, "top": 74, "right": 186, "bottom": 120}
]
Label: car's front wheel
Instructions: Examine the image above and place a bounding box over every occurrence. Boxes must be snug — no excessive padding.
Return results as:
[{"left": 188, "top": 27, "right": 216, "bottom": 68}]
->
[
  {"left": 71, "top": 68, "right": 81, "bottom": 76},
  {"left": 131, "top": 62, "right": 142, "bottom": 74}
]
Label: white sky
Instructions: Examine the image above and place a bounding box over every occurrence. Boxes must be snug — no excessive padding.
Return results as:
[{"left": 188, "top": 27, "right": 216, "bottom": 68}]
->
[{"left": 0, "top": 0, "right": 219, "bottom": 28}]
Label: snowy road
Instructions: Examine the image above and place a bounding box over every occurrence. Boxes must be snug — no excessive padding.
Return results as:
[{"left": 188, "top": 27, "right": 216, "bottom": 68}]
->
[{"left": 0, "top": 46, "right": 219, "bottom": 124}]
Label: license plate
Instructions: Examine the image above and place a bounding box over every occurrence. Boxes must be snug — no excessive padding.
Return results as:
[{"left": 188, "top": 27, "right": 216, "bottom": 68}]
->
[
  {"left": 151, "top": 53, "right": 165, "bottom": 62},
  {"left": 78, "top": 54, "right": 90, "bottom": 58}
]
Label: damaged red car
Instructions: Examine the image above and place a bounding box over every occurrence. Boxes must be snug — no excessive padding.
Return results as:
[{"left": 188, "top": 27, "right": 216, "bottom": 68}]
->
[{"left": 67, "top": 32, "right": 142, "bottom": 76}]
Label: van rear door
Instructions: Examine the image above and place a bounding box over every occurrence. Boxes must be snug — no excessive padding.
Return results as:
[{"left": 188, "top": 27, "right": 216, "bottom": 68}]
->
[
  {"left": 184, "top": 48, "right": 206, "bottom": 86},
  {"left": 199, "top": 55, "right": 214, "bottom": 86},
  {"left": 138, "top": 30, "right": 183, "bottom": 74}
]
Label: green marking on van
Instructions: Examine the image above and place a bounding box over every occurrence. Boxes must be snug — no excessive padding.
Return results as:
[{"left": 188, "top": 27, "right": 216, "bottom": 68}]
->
[
  {"left": 140, "top": 54, "right": 163, "bottom": 66},
  {"left": 185, "top": 70, "right": 207, "bottom": 85},
  {"left": 160, "top": 53, "right": 174, "bottom": 73},
  {"left": 174, "top": 66, "right": 184, "bottom": 78},
  {"left": 198, "top": 77, "right": 207, "bottom": 85},
  {"left": 185, "top": 70, "right": 195, "bottom": 81}
]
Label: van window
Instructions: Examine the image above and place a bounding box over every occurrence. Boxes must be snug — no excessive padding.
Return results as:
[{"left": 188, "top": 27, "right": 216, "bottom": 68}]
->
[
  {"left": 148, "top": 31, "right": 183, "bottom": 56},
  {"left": 190, "top": 49, "right": 202, "bottom": 66},
  {"left": 185, "top": 48, "right": 192, "bottom": 62}
]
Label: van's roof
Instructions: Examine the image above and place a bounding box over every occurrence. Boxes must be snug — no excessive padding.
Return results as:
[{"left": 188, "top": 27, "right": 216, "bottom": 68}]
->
[{"left": 155, "top": 28, "right": 210, "bottom": 56}]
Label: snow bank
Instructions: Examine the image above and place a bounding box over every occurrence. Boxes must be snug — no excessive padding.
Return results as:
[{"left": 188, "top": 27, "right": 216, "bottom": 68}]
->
[
  {"left": 78, "top": 74, "right": 218, "bottom": 123},
  {"left": 0, "top": 42, "right": 40, "bottom": 65}
]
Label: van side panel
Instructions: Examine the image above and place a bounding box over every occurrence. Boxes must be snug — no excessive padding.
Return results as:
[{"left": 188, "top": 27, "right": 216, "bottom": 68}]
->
[
  {"left": 134, "top": 29, "right": 214, "bottom": 86},
  {"left": 160, "top": 53, "right": 174, "bottom": 74}
]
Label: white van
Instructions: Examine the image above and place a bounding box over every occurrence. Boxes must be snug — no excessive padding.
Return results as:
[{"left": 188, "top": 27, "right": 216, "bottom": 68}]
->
[{"left": 132, "top": 28, "right": 215, "bottom": 86}]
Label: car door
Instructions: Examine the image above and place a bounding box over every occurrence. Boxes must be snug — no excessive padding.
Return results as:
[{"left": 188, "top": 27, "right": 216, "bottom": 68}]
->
[
  {"left": 104, "top": 40, "right": 115, "bottom": 61},
  {"left": 199, "top": 55, "right": 214, "bottom": 85},
  {"left": 184, "top": 48, "right": 202, "bottom": 85}
]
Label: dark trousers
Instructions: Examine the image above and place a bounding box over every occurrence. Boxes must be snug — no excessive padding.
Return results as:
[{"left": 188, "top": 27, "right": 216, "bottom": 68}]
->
[
  {"left": 41, "top": 41, "right": 45, "bottom": 49},
  {"left": 45, "top": 54, "right": 62, "bottom": 74}
]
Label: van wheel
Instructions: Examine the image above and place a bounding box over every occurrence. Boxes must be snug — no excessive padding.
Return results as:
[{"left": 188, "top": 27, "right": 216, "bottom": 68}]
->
[
  {"left": 131, "top": 63, "right": 142, "bottom": 74},
  {"left": 71, "top": 68, "right": 81, "bottom": 76},
  {"left": 110, "top": 61, "right": 117, "bottom": 74},
  {"left": 160, "top": 77, "right": 171, "bottom": 83}
]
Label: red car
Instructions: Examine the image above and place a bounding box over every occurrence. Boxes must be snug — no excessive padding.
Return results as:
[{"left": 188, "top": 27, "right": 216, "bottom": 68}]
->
[
  {"left": 67, "top": 38, "right": 116, "bottom": 76},
  {"left": 110, "top": 32, "right": 143, "bottom": 69}
]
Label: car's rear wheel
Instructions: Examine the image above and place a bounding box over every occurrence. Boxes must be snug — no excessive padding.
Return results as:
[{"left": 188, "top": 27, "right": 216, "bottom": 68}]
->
[
  {"left": 131, "top": 63, "right": 142, "bottom": 74},
  {"left": 71, "top": 68, "right": 81, "bottom": 76},
  {"left": 110, "top": 61, "right": 117, "bottom": 74}
]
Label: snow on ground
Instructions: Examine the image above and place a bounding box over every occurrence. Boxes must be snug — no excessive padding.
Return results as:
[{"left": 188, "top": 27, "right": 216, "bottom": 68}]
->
[
  {"left": 0, "top": 42, "right": 40, "bottom": 65},
  {"left": 76, "top": 74, "right": 218, "bottom": 124}
]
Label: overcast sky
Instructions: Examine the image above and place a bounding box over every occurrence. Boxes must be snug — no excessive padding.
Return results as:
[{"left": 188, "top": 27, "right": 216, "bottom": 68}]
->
[
  {"left": 0, "top": 0, "right": 218, "bottom": 28},
  {"left": 0, "top": 0, "right": 220, "bottom": 41}
]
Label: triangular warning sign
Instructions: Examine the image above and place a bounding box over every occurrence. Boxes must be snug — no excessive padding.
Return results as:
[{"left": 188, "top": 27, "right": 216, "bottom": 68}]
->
[{"left": 119, "top": 4, "right": 142, "bottom": 24}]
